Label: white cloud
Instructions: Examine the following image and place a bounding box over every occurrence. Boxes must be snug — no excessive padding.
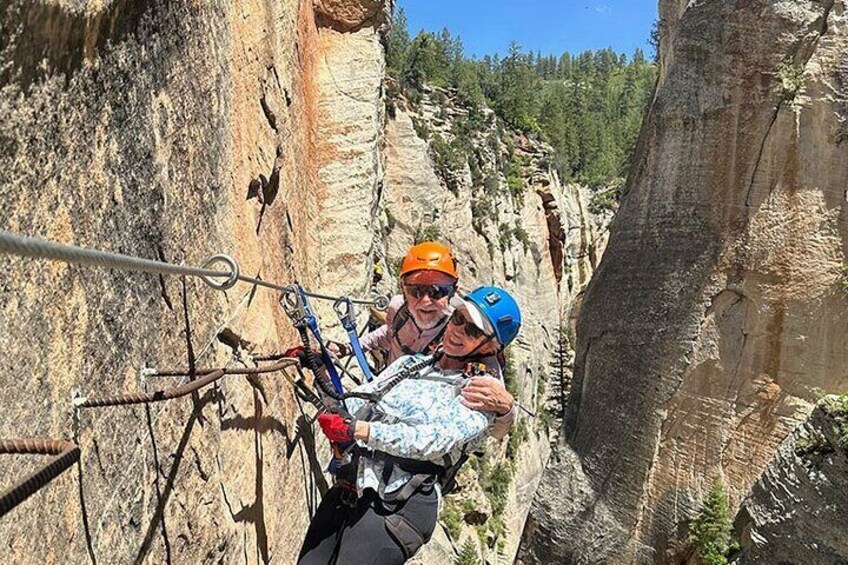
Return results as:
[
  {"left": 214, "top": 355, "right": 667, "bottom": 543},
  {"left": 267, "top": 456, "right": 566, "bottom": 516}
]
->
[{"left": 594, "top": 4, "right": 612, "bottom": 14}]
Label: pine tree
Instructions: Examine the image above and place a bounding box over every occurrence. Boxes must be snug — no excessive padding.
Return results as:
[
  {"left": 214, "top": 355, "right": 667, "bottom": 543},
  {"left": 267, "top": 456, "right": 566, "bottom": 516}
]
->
[
  {"left": 454, "top": 540, "right": 481, "bottom": 565},
  {"left": 689, "top": 482, "right": 734, "bottom": 565},
  {"left": 386, "top": 7, "right": 410, "bottom": 79},
  {"left": 382, "top": 6, "right": 658, "bottom": 187}
]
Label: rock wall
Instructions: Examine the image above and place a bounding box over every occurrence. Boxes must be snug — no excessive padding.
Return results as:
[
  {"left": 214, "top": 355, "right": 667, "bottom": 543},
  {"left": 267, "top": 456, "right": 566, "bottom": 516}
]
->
[
  {"left": 312, "top": 0, "right": 387, "bottom": 309},
  {"left": 732, "top": 395, "right": 848, "bottom": 564},
  {"left": 521, "top": 1, "right": 848, "bottom": 563},
  {"left": 0, "top": 0, "right": 387, "bottom": 562}
]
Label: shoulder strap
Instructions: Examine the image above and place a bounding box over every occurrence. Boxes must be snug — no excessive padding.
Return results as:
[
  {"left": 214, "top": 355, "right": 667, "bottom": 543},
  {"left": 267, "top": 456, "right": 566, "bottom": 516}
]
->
[
  {"left": 439, "top": 445, "right": 470, "bottom": 496},
  {"left": 392, "top": 303, "right": 410, "bottom": 336}
]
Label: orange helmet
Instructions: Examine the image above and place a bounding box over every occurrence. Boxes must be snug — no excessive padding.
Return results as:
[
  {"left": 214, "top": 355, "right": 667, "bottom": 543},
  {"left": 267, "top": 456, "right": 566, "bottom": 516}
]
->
[{"left": 400, "top": 241, "right": 459, "bottom": 280}]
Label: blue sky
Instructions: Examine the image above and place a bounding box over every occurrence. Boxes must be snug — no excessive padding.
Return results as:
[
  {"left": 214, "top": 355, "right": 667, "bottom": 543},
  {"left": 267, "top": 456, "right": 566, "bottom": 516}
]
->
[{"left": 398, "top": 0, "right": 657, "bottom": 58}]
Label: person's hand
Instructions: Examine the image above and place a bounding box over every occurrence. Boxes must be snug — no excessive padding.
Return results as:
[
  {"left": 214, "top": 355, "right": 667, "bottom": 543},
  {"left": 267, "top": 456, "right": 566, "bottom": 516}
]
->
[
  {"left": 289, "top": 347, "right": 324, "bottom": 373},
  {"left": 317, "top": 413, "right": 356, "bottom": 443},
  {"left": 461, "top": 376, "right": 515, "bottom": 417},
  {"left": 326, "top": 341, "right": 350, "bottom": 357}
]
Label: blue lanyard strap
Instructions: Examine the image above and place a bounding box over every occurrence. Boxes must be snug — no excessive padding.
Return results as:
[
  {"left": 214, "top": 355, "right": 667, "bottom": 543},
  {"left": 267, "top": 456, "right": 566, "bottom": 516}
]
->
[
  {"left": 292, "top": 285, "right": 345, "bottom": 395},
  {"left": 333, "top": 298, "right": 374, "bottom": 382}
]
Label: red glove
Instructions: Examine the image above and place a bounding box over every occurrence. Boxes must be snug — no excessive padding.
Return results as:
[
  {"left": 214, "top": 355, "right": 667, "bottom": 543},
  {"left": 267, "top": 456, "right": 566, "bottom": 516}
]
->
[
  {"left": 317, "top": 413, "right": 356, "bottom": 443},
  {"left": 283, "top": 346, "right": 304, "bottom": 358}
]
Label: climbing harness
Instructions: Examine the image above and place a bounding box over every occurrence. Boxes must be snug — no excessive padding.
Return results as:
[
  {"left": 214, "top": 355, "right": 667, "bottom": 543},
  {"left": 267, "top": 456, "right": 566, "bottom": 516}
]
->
[
  {"left": 334, "top": 352, "right": 480, "bottom": 504},
  {"left": 0, "top": 229, "right": 388, "bottom": 310},
  {"left": 333, "top": 297, "right": 374, "bottom": 382}
]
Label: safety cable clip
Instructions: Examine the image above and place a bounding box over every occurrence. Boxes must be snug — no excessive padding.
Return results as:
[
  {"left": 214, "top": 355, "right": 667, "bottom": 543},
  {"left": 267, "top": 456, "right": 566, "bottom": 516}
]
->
[
  {"left": 200, "top": 254, "right": 240, "bottom": 291},
  {"left": 333, "top": 297, "right": 356, "bottom": 330}
]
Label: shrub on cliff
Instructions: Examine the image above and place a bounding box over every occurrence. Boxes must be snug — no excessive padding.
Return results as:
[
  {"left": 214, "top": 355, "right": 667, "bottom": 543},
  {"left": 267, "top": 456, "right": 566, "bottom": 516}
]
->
[{"left": 455, "top": 540, "right": 481, "bottom": 565}]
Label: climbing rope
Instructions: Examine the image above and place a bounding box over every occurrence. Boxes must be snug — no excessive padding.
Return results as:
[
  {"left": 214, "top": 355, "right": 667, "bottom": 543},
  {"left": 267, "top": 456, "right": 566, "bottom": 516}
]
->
[
  {"left": 0, "top": 439, "right": 81, "bottom": 518},
  {"left": 0, "top": 229, "right": 389, "bottom": 309}
]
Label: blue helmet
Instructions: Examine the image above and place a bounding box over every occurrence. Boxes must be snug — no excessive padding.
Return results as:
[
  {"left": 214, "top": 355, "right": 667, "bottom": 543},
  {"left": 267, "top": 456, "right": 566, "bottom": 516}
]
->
[{"left": 463, "top": 286, "right": 522, "bottom": 347}]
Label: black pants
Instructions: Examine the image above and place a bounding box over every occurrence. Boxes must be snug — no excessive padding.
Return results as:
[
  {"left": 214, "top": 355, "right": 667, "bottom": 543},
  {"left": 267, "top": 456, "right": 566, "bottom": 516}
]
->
[{"left": 297, "top": 485, "right": 439, "bottom": 565}]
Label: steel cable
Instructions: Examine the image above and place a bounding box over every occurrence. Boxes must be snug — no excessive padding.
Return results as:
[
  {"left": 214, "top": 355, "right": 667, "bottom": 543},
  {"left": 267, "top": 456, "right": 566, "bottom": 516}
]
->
[
  {"left": 0, "top": 439, "right": 81, "bottom": 518},
  {"left": 0, "top": 229, "right": 389, "bottom": 309},
  {"left": 0, "top": 229, "right": 230, "bottom": 280}
]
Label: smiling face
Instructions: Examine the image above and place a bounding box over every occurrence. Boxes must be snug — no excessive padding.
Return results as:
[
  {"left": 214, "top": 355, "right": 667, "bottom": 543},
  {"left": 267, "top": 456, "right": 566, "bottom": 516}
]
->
[
  {"left": 402, "top": 270, "right": 457, "bottom": 329},
  {"left": 442, "top": 309, "right": 498, "bottom": 358}
]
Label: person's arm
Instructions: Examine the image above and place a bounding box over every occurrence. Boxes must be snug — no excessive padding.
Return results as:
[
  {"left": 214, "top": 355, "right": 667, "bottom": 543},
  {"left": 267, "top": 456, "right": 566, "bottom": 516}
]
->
[
  {"left": 460, "top": 376, "right": 515, "bottom": 441},
  {"left": 489, "top": 406, "right": 516, "bottom": 441},
  {"left": 356, "top": 397, "right": 490, "bottom": 461},
  {"left": 358, "top": 323, "right": 390, "bottom": 352}
]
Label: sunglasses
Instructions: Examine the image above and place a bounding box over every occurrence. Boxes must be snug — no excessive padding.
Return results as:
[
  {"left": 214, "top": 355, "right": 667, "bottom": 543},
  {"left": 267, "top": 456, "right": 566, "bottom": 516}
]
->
[
  {"left": 449, "top": 311, "right": 487, "bottom": 340},
  {"left": 404, "top": 284, "right": 455, "bottom": 300}
]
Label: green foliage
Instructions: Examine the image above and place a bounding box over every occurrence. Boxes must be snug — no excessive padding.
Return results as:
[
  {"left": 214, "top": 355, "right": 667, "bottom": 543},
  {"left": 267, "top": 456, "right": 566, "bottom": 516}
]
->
[
  {"left": 776, "top": 59, "right": 805, "bottom": 101},
  {"left": 414, "top": 224, "right": 442, "bottom": 244},
  {"left": 482, "top": 462, "right": 513, "bottom": 518},
  {"left": 689, "top": 482, "right": 735, "bottom": 565},
  {"left": 470, "top": 196, "right": 494, "bottom": 235},
  {"left": 505, "top": 156, "right": 525, "bottom": 206},
  {"left": 794, "top": 428, "right": 833, "bottom": 458},
  {"left": 441, "top": 497, "right": 464, "bottom": 540},
  {"left": 455, "top": 540, "right": 481, "bottom": 565},
  {"left": 503, "top": 349, "right": 518, "bottom": 396},
  {"left": 649, "top": 20, "right": 661, "bottom": 63},
  {"left": 822, "top": 394, "right": 848, "bottom": 451},
  {"left": 513, "top": 221, "right": 531, "bottom": 254},
  {"left": 429, "top": 133, "right": 467, "bottom": 196},
  {"left": 494, "top": 42, "right": 541, "bottom": 132},
  {"left": 506, "top": 419, "right": 528, "bottom": 463},
  {"left": 483, "top": 172, "right": 500, "bottom": 196},
  {"left": 498, "top": 224, "right": 513, "bottom": 252},
  {"left": 588, "top": 186, "right": 619, "bottom": 214},
  {"left": 384, "top": 13, "right": 657, "bottom": 188},
  {"left": 411, "top": 116, "right": 430, "bottom": 141},
  {"left": 388, "top": 256, "right": 404, "bottom": 277},
  {"left": 386, "top": 8, "right": 411, "bottom": 79},
  {"left": 841, "top": 262, "right": 848, "bottom": 292},
  {"left": 538, "top": 407, "right": 556, "bottom": 432}
]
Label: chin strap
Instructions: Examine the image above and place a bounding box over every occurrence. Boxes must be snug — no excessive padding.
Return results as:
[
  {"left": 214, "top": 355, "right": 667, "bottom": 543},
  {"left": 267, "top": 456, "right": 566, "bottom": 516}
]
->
[{"left": 443, "top": 336, "right": 497, "bottom": 363}]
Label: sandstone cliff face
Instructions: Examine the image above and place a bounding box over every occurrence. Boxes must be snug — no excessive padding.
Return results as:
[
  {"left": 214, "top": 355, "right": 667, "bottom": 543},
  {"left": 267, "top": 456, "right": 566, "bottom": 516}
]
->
[
  {"left": 732, "top": 395, "right": 848, "bottom": 564},
  {"left": 381, "top": 85, "right": 606, "bottom": 563},
  {"left": 0, "top": 0, "right": 386, "bottom": 562},
  {"left": 521, "top": 1, "right": 848, "bottom": 563}
]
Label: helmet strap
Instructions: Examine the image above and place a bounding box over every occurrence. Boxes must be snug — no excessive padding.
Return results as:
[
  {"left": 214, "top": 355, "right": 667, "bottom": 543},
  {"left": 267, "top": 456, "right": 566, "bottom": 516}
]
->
[{"left": 443, "top": 336, "right": 495, "bottom": 362}]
